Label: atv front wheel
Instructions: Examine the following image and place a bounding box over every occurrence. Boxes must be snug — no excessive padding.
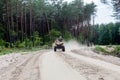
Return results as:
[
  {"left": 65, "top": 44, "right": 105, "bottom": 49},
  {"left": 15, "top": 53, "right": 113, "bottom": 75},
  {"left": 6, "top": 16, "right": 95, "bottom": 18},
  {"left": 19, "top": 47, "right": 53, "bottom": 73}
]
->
[
  {"left": 62, "top": 46, "right": 65, "bottom": 52},
  {"left": 54, "top": 47, "right": 56, "bottom": 52}
]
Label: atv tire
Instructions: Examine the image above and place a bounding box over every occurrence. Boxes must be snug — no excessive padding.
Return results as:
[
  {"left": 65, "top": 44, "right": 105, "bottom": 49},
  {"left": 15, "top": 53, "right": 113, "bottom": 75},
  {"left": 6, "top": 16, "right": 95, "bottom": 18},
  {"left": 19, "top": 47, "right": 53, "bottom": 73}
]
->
[
  {"left": 62, "top": 47, "right": 65, "bottom": 52},
  {"left": 54, "top": 47, "right": 56, "bottom": 52}
]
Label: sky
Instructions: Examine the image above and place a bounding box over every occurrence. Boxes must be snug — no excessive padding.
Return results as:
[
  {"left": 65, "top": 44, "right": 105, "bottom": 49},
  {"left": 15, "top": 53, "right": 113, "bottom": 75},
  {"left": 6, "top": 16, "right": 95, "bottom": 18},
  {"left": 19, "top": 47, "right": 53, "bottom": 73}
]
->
[{"left": 64, "top": 0, "right": 116, "bottom": 24}]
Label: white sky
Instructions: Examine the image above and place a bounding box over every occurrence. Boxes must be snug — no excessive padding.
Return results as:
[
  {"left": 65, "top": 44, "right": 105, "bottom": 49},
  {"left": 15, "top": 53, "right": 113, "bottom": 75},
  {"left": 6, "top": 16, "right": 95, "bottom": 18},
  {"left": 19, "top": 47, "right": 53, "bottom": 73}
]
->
[{"left": 64, "top": 0, "right": 116, "bottom": 24}]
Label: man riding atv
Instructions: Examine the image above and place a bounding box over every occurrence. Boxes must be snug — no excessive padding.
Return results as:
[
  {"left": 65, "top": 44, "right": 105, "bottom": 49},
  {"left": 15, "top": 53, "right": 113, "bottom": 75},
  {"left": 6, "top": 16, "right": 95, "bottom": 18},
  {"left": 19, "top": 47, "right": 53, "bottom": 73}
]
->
[{"left": 54, "top": 36, "right": 65, "bottom": 52}]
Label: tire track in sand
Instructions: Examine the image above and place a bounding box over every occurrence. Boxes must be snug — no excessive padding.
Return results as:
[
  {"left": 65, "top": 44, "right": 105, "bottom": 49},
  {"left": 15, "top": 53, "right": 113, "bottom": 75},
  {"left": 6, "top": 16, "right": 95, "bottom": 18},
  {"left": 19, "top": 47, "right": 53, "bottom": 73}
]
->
[
  {"left": 0, "top": 53, "right": 33, "bottom": 80},
  {"left": 10, "top": 52, "right": 42, "bottom": 80}
]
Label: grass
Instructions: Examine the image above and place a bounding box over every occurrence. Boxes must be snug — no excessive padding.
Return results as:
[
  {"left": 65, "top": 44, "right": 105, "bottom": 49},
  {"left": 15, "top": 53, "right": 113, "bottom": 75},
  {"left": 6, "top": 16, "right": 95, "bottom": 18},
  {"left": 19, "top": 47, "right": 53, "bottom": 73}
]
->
[
  {"left": 95, "top": 46, "right": 109, "bottom": 54},
  {"left": 95, "top": 45, "right": 120, "bottom": 57},
  {"left": 112, "top": 45, "right": 120, "bottom": 56},
  {"left": 114, "top": 46, "right": 120, "bottom": 52},
  {"left": 106, "top": 45, "right": 112, "bottom": 48},
  {"left": 0, "top": 46, "right": 45, "bottom": 56}
]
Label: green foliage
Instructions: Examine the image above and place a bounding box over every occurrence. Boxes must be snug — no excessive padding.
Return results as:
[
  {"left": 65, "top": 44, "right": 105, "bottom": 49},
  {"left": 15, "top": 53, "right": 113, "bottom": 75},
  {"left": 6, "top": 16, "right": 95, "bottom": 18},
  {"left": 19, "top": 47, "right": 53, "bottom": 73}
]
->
[
  {"left": 42, "top": 45, "right": 50, "bottom": 49},
  {"left": 5, "top": 42, "right": 10, "bottom": 48},
  {"left": 63, "top": 31, "right": 72, "bottom": 41},
  {"left": 18, "top": 41, "right": 25, "bottom": 48},
  {"left": 119, "top": 27, "right": 120, "bottom": 35},
  {"left": 95, "top": 46, "right": 109, "bottom": 54},
  {"left": 93, "top": 23, "right": 120, "bottom": 45},
  {"left": 95, "top": 45, "right": 120, "bottom": 57},
  {"left": 49, "top": 29, "right": 61, "bottom": 42},
  {"left": 0, "top": 47, "right": 42, "bottom": 56},
  {"left": 28, "top": 41, "right": 33, "bottom": 49},
  {"left": 44, "top": 29, "right": 61, "bottom": 46},
  {"left": 106, "top": 45, "right": 112, "bottom": 48},
  {"left": 0, "top": 23, "right": 5, "bottom": 38},
  {"left": 98, "top": 25, "right": 112, "bottom": 45},
  {"left": 0, "top": 0, "right": 97, "bottom": 48},
  {"left": 0, "top": 46, "right": 4, "bottom": 52},
  {"left": 0, "top": 39, "right": 5, "bottom": 46},
  {"left": 0, "top": 48, "right": 13, "bottom": 55},
  {"left": 25, "top": 38, "right": 33, "bottom": 49},
  {"left": 115, "top": 46, "right": 120, "bottom": 52},
  {"left": 51, "top": 20, "right": 60, "bottom": 31},
  {"left": 44, "top": 34, "right": 51, "bottom": 45},
  {"left": 78, "top": 33, "right": 84, "bottom": 43},
  {"left": 34, "top": 31, "right": 42, "bottom": 46},
  {"left": 14, "top": 38, "right": 33, "bottom": 49},
  {"left": 112, "top": 46, "right": 120, "bottom": 55},
  {"left": 14, "top": 40, "right": 20, "bottom": 48}
]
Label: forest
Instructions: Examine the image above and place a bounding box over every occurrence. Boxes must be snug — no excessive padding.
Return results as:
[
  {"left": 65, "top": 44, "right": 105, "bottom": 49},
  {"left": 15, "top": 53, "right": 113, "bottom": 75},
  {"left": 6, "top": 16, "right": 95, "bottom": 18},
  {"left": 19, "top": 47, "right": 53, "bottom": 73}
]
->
[{"left": 0, "top": 0, "right": 120, "bottom": 50}]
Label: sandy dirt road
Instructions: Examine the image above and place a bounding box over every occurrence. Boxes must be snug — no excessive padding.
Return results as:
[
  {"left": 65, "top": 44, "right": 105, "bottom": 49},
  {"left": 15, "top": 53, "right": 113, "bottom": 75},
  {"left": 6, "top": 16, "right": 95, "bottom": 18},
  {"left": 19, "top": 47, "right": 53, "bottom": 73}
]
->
[
  {"left": 0, "top": 42, "right": 120, "bottom": 80},
  {"left": 40, "top": 51, "right": 86, "bottom": 80}
]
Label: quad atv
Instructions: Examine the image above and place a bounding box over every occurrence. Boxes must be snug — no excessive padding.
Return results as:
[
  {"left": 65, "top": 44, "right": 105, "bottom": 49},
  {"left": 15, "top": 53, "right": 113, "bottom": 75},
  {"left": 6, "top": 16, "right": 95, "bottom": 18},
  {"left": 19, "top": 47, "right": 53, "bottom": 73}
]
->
[{"left": 54, "top": 40, "right": 65, "bottom": 52}]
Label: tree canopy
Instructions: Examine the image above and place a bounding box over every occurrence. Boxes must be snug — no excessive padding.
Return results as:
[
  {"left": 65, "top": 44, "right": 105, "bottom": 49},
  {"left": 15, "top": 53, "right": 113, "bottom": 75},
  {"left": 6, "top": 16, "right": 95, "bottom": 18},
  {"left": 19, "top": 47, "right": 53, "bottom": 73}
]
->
[{"left": 0, "top": 0, "right": 120, "bottom": 48}]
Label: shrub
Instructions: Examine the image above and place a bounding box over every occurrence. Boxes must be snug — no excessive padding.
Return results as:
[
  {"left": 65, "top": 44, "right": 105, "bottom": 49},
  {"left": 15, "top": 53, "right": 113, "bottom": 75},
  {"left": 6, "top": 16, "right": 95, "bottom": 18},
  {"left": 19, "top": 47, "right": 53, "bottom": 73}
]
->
[
  {"left": 78, "top": 33, "right": 84, "bottom": 43},
  {"left": 63, "top": 31, "right": 73, "bottom": 41},
  {"left": 18, "top": 41, "right": 25, "bottom": 48},
  {"left": 112, "top": 46, "right": 120, "bottom": 56},
  {"left": 44, "top": 29, "right": 61, "bottom": 46},
  {"left": 0, "top": 46, "right": 2, "bottom": 52},
  {"left": 0, "top": 39, "right": 5, "bottom": 46},
  {"left": 14, "top": 40, "right": 21, "bottom": 48},
  {"left": 24, "top": 38, "right": 33, "bottom": 49},
  {"left": 49, "top": 29, "right": 61, "bottom": 42},
  {"left": 43, "top": 45, "right": 50, "bottom": 49},
  {"left": 34, "top": 31, "right": 42, "bottom": 46}
]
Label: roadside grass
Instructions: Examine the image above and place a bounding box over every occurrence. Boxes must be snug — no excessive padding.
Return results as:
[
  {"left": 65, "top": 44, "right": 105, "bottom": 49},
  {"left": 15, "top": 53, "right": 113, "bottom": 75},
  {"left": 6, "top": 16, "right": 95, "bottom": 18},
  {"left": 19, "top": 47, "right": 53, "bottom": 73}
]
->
[
  {"left": 112, "top": 46, "right": 120, "bottom": 56},
  {"left": 0, "top": 46, "right": 51, "bottom": 56},
  {"left": 95, "top": 45, "right": 120, "bottom": 57},
  {"left": 95, "top": 46, "right": 109, "bottom": 54},
  {"left": 106, "top": 45, "right": 112, "bottom": 48}
]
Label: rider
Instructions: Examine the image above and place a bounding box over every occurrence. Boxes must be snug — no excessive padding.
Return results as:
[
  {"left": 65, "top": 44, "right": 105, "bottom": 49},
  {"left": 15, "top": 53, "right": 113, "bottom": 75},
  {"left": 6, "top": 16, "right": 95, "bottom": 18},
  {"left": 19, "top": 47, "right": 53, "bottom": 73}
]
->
[
  {"left": 58, "top": 36, "right": 63, "bottom": 42},
  {"left": 55, "top": 36, "right": 63, "bottom": 45}
]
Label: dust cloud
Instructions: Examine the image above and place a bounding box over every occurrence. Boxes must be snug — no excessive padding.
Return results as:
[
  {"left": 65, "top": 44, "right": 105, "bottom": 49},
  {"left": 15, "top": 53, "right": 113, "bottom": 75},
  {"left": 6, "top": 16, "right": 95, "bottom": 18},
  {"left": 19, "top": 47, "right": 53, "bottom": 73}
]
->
[{"left": 64, "top": 40, "right": 89, "bottom": 51}]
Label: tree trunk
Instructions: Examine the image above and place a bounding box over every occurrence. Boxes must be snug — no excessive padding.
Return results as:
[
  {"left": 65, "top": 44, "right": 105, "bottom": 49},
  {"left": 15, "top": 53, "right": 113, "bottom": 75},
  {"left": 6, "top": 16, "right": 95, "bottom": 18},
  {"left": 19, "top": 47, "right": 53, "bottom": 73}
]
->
[
  {"left": 6, "top": 0, "right": 12, "bottom": 47},
  {"left": 24, "top": 3, "right": 27, "bottom": 38},
  {"left": 16, "top": 0, "right": 19, "bottom": 41},
  {"left": 30, "top": 0, "right": 32, "bottom": 40},
  {"left": 10, "top": 0, "right": 15, "bottom": 46},
  {"left": 20, "top": 3, "right": 23, "bottom": 41}
]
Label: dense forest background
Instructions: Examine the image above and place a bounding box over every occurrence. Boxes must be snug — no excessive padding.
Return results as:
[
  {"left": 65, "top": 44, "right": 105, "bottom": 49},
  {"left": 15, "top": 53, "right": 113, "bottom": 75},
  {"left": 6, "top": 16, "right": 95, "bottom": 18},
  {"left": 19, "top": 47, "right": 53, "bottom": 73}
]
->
[{"left": 0, "top": 0, "right": 120, "bottom": 49}]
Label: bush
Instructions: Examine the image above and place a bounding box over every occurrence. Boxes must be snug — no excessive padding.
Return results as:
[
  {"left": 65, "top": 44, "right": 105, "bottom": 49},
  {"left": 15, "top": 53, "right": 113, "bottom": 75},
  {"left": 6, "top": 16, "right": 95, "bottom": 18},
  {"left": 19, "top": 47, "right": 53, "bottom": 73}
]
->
[
  {"left": 14, "top": 40, "right": 21, "bottom": 48},
  {"left": 49, "top": 29, "right": 61, "bottom": 41},
  {"left": 112, "top": 46, "right": 120, "bottom": 56},
  {"left": 0, "top": 39, "right": 5, "bottom": 47},
  {"left": 44, "top": 29, "right": 61, "bottom": 45},
  {"left": 78, "top": 33, "right": 84, "bottom": 43},
  {"left": 0, "top": 46, "right": 2, "bottom": 52},
  {"left": 34, "top": 31, "right": 42, "bottom": 46},
  {"left": 63, "top": 31, "right": 73, "bottom": 41},
  {"left": 25, "top": 38, "right": 33, "bottom": 49},
  {"left": 43, "top": 45, "right": 50, "bottom": 49},
  {"left": 18, "top": 41, "right": 25, "bottom": 48},
  {"left": 115, "top": 46, "right": 120, "bottom": 52},
  {"left": 28, "top": 40, "right": 33, "bottom": 49}
]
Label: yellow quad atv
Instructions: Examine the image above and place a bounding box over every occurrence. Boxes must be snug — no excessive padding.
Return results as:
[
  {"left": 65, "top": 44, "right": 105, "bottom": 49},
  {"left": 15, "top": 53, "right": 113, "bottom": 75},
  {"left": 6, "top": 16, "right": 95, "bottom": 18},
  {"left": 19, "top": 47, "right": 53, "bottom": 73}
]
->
[{"left": 54, "top": 40, "right": 65, "bottom": 52}]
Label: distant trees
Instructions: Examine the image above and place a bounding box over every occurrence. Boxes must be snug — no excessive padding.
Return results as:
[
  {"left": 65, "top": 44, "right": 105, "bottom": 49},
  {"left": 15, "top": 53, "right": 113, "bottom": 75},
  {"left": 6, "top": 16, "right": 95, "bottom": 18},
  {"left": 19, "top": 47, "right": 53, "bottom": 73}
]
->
[{"left": 92, "top": 23, "right": 120, "bottom": 45}]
